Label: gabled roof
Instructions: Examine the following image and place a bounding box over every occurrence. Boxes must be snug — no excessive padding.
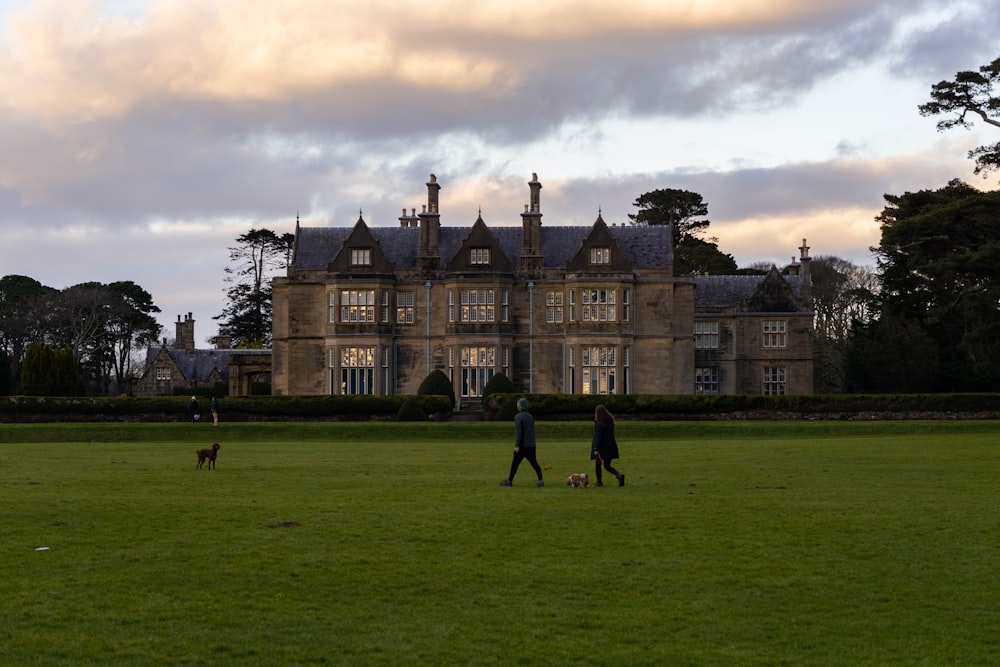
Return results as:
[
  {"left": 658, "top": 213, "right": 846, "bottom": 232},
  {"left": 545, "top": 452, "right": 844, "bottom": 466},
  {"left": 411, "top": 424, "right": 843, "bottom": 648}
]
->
[
  {"left": 566, "top": 215, "right": 634, "bottom": 272},
  {"left": 445, "top": 215, "right": 513, "bottom": 272},
  {"left": 291, "top": 221, "right": 672, "bottom": 271},
  {"left": 694, "top": 272, "right": 805, "bottom": 310},
  {"left": 327, "top": 215, "right": 396, "bottom": 274}
]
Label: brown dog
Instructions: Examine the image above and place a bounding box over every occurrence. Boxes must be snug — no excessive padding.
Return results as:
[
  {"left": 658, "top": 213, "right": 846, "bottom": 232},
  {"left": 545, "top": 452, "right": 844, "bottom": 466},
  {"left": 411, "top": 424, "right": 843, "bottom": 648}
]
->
[
  {"left": 566, "top": 473, "right": 589, "bottom": 488},
  {"left": 196, "top": 443, "right": 220, "bottom": 470}
]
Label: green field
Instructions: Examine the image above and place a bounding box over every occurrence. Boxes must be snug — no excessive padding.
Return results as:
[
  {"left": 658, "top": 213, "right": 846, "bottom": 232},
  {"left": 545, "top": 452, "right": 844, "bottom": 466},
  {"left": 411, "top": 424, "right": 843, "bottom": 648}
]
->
[{"left": 2, "top": 420, "right": 999, "bottom": 665}]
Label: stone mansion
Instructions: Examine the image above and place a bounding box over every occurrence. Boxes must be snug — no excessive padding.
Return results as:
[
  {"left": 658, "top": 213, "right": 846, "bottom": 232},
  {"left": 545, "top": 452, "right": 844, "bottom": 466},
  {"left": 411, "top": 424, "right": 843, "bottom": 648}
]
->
[{"left": 271, "top": 174, "right": 814, "bottom": 399}]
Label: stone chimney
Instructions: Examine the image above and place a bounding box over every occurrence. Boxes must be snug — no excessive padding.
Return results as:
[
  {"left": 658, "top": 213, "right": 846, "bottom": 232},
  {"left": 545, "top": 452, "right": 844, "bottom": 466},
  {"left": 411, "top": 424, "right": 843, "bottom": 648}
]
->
[
  {"left": 174, "top": 313, "right": 196, "bottom": 355},
  {"left": 418, "top": 173, "right": 441, "bottom": 274},
  {"left": 520, "top": 172, "right": 543, "bottom": 274},
  {"left": 399, "top": 207, "right": 419, "bottom": 228},
  {"left": 214, "top": 334, "right": 232, "bottom": 350},
  {"left": 798, "top": 239, "right": 812, "bottom": 310}
]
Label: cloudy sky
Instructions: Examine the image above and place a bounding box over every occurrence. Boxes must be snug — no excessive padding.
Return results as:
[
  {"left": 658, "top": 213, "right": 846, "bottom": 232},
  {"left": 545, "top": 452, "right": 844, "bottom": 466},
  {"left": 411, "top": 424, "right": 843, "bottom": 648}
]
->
[{"left": 1, "top": 0, "right": 999, "bottom": 343}]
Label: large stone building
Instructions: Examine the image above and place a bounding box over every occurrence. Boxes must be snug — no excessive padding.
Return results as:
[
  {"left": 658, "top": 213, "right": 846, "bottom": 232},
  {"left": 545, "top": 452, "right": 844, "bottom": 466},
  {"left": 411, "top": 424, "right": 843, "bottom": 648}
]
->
[{"left": 271, "top": 174, "right": 814, "bottom": 399}]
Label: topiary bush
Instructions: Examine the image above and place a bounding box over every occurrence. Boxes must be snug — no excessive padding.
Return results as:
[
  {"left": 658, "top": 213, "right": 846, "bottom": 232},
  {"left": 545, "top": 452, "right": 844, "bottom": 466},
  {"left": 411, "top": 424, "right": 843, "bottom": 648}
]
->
[
  {"left": 482, "top": 372, "right": 513, "bottom": 400},
  {"left": 396, "top": 397, "right": 427, "bottom": 422},
  {"left": 417, "top": 369, "right": 455, "bottom": 410}
]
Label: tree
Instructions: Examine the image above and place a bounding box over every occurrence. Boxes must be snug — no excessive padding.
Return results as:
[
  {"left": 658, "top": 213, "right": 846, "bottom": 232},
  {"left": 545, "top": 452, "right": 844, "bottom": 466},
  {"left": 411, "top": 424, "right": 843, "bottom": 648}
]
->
[
  {"left": 629, "top": 188, "right": 711, "bottom": 242},
  {"left": 849, "top": 179, "right": 1000, "bottom": 391},
  {"left": 215, "top": 228, "right": 294, "bottom": 348},
  {"left": 104, "top": 281, "right": 161, "bottom": 394},
  {"left": 919, "top": 56, "right": 1000, "bottom": 176},
  {"left": 628, "top": 188, "right": 736, "bottom": 275},
  {"left": 0, "top": 348, "right": 11, "bottom": 396},
  {"left": 21, "top": 342, "right": 79, "bottom": 396},
  {"left": 808, "top": 256, "right": 878, "bottom": 393},
  {"left": 675, "top": 237, "right": 738, "bottom": 275},
  {"left": 0, "top": 275, "right": 57, "bottom": 391}
]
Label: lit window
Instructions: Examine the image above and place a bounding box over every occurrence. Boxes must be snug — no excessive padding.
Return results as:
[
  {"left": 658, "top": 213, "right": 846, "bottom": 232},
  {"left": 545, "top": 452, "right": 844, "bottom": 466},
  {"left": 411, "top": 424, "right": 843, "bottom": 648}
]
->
[
  {"left": 350, "top": 248, "right": 371, "bottom": 266},
  {"left": 339, "top": 289, "right": 376, "bottom": 323},
  {"left": 460, "top": 289, "right": 495, "bottom": 322},
  {"left": 460, "top": 346, "right": 495, "bottom": 399},
  {"left": 396, "top": 291, "right": 415, "bottom": 324},
  {"left": 338, "top": 346, "right": 375, "bottom": 395},
  {"left": 581, "top": 345, "right": 617, "bottom": 395},
  {"left": 581, "top": 288, "right": 616, "bottom": 322},
  {"left": 470, "top": 248, "right": 490, "bottom": 265},
  {"left": 590, "top": 247, "right": 610, "bottom": 264}
]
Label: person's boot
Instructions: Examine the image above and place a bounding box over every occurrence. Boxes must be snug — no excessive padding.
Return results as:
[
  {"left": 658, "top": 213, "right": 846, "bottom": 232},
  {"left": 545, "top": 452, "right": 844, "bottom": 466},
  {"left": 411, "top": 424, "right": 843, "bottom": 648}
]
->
[{"left": 617, "top": 473, "right": 625, "bottom": 487}]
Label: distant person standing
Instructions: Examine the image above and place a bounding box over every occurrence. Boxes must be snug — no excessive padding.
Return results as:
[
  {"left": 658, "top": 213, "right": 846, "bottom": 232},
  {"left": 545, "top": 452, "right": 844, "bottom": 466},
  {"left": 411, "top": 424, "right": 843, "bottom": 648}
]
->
[
  {"left": 188, "top": 396, "right": 200, "bottom": 423},
  {"left": 500, "top": 397, "right": 544, "bottom": 487},
  {"left": 211, "top": 396, "right": 220, "bottom": 426},
  {"left": 591, "top": 404, "right": 624, "bottom": 487}
]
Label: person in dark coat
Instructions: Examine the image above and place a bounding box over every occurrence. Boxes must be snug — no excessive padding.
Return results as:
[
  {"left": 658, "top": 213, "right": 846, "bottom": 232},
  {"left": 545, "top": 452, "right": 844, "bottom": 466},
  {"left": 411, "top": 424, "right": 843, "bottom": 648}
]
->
[
  {"left": 188, "top": 396, "right": 200, "bottom": 423},
  {"left": 500, "top": 397, "right": 544, "bottom": 487},
  {"left": 591, "top": 404, "right": 624, "bottom": 486}
]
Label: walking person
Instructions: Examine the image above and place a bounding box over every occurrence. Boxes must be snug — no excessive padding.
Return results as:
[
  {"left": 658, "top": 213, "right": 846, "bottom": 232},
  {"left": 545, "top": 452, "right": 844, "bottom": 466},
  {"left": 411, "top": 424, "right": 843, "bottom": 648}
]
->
[
  {"left": 211, "top": 395, "right": 220, "bottom": 426},
  {"left": 500, "top": 397, "right": 544, "bottom": 487},
  {"left": 591, "top": 404, "right": 625, "bottom": 487}
]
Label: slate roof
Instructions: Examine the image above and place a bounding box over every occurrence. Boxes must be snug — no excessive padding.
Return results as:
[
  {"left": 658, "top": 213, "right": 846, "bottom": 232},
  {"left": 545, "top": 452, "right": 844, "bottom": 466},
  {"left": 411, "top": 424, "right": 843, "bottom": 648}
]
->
[
  {"left": 144, "top": 347, "right": 271, "bottom": 382},
  {"left": 292, "top": 222, "right": 673, "bottom": 271},
  {"left": 694, "top": 274, "right": 804, "bottom": 308}
]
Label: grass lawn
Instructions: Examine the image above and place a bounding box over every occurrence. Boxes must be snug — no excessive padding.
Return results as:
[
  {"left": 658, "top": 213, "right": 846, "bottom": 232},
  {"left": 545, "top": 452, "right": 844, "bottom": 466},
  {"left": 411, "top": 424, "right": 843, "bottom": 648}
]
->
[{"left": 2, "top": 420, "right": 999, "bottom": 665}]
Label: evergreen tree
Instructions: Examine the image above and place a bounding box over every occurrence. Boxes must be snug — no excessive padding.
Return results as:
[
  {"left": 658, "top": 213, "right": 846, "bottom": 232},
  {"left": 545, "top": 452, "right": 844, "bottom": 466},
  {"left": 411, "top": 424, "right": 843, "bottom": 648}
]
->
[
  {"left": 215, "top": 228, "right": 294, "bottom": 348},
  {"left": 628, "top": 188, "right": 736, "bottom": 274}
]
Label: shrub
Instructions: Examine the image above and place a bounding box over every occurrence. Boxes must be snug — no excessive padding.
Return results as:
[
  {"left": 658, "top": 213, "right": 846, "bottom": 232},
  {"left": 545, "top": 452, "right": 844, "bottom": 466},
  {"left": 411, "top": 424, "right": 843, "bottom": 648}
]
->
[
  {"left": 483, "top": 373, "right": 514, "bottom": 410},
  {"left": 417, "top": 370, "right": 455, "bottom": 410},
  {"left": 396, "top": 397, "right": 427, "bottom": 422},
  {"left": 21, "top": 343, "right": 79, "bottom": 396}
]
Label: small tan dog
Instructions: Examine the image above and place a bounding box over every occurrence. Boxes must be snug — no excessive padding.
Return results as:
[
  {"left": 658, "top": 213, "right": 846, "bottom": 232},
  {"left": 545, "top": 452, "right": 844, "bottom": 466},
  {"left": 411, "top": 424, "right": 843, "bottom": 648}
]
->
[{"left": 566, "top": 473, "right": 589, "bottom": 488}]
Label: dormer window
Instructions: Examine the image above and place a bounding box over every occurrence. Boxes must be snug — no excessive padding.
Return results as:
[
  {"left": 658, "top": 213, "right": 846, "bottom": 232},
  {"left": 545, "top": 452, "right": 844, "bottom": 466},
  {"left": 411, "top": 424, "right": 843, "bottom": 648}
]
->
[
  {"left": 470, "top": 248, "right": 490, "bottom": 266},
  {"left": 590, "top": 247, "right": 610, "bottom": 264},
  {"left": 350, "top": 248, "right": 372, "bottom": 266}
]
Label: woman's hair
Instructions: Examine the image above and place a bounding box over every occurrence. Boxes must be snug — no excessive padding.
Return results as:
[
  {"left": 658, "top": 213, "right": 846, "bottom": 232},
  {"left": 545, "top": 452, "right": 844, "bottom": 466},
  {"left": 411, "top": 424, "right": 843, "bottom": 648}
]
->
[{"left": 594, "top": 404, "right": 614, "bottom": 424}]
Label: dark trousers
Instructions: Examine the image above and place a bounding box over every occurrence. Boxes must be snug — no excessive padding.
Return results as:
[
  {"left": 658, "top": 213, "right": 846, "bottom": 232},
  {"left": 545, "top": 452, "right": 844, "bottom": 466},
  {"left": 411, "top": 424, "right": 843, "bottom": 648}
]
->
[
  {"left": 595, "top": 457, "right": 621, "bottom": 484},
  {"left": 508, "top": 448, "right": 543, "bottom": 482}
]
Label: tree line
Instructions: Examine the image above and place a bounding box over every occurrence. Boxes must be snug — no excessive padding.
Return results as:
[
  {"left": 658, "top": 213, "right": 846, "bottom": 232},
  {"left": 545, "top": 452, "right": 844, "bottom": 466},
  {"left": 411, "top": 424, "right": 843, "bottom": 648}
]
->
[
  {"left": 0, "top": 229, "right": 293, "bottom": 396},
  {"left": 0, "top": 278, "right": 161, "bottom": 396}
]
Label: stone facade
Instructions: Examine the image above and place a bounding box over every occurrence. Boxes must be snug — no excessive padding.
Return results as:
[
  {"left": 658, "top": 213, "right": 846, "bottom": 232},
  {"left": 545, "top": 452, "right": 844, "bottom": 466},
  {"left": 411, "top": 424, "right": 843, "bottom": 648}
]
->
[{"left": 271, "top": 174, "right": 815, "bottom": 398}]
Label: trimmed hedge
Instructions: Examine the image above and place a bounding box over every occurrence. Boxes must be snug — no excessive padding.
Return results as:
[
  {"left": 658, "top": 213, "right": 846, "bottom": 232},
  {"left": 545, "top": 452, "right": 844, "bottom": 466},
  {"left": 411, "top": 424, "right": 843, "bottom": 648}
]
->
[
  {"left": 486, "top": 393, "right": 1000, "bottom": 421},
  {"left": 1, "top": 393, "right": 997, "bottom": 423},
  {"left": 0, "top": 394, "right": 453, "bottom": 423}
]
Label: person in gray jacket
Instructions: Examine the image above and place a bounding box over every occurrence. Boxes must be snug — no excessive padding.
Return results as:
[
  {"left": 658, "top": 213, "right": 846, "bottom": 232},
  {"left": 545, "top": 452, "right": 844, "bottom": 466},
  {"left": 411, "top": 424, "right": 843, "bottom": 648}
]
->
[{"left": 500, "top": 397, "right": 544, "bottom": 487}]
